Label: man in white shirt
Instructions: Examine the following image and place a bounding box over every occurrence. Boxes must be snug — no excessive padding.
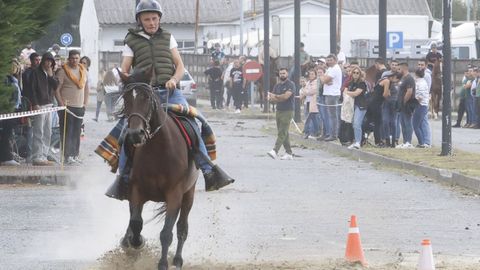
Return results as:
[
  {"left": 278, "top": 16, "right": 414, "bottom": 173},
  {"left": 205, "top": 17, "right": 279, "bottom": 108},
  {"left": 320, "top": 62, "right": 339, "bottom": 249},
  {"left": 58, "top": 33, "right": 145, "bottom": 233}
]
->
[{"left": 320, "top": 54, "right": 343, "bottom": 141}]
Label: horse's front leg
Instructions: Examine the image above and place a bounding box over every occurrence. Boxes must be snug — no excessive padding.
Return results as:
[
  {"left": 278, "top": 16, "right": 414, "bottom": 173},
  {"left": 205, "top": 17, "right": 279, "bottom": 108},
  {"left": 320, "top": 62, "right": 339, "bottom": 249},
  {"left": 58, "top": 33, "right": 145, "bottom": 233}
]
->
[
  {"left": 158, "top": 198, "right": 181, "bottom": 270},
  {"left": 173, "top": 186, "right": 195, "bottom": 269},
  {"left": 121, "top": 186, "right": 145, "bottom": 249}
]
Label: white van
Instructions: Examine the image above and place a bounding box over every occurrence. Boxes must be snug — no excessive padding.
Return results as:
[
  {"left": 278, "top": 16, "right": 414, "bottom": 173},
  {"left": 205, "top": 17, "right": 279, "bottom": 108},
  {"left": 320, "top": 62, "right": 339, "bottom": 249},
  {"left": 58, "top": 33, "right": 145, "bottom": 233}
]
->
[{"left": 451, "top": 22, "right": 480, "bottom": 59}]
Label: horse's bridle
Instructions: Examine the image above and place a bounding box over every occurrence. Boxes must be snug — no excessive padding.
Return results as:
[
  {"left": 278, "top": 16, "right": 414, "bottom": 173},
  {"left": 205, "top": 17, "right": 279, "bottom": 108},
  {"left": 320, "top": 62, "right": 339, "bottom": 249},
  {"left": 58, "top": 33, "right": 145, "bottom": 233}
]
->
[{"left": 123, "top": 82, "right": 166, "bottom": 139}]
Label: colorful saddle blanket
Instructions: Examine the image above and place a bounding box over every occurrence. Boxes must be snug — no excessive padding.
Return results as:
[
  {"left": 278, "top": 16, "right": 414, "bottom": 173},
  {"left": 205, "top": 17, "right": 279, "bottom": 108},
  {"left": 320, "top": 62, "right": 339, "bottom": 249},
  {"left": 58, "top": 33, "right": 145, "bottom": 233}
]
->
[{"left": 95, "top": 104, "right": 216, "bottom": 173}]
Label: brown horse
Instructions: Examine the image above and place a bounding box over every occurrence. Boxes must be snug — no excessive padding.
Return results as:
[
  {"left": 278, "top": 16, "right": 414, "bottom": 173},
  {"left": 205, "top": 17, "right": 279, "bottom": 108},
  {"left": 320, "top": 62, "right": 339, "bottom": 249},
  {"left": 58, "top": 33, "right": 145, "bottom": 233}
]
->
[
  {"left": 430, "top": 60, "right": 442, "bottom": 119},
  {"left": 118, "top": 71, "right": 199, "bottom": 270}
]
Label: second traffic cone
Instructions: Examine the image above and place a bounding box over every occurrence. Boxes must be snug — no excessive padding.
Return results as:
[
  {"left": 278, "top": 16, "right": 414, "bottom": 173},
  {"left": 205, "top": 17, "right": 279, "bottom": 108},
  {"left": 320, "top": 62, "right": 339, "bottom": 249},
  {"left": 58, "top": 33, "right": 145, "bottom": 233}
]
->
[
  {"left": 345, "top": 215, "right": 368, "bottom": 266},
  {"left": 417, "top": 239, "right": 435, "bottom": 270}
]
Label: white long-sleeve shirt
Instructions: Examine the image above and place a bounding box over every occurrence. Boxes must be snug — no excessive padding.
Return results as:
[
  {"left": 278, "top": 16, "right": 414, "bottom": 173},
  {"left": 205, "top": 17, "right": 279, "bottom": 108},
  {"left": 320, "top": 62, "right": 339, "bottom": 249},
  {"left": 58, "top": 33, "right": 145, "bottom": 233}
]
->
[{"left": 415, "top": 77, "right": 430, "bottom": 106}]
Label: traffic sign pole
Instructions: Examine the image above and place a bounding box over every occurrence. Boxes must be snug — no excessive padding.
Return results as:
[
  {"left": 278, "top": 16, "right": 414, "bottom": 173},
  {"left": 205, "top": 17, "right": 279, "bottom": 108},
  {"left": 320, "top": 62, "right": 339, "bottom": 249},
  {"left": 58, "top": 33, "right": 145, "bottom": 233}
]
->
[{"left": 60, "top": 33, "right": 73, "bottom": 58}]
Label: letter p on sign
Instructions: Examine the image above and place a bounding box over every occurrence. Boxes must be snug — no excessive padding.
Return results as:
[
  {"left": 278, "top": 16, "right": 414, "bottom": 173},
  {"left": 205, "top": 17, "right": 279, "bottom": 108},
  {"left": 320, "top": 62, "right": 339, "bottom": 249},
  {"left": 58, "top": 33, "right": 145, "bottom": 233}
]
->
[{"left": 387, "top": 32, "right": 403, "bottom": 49}]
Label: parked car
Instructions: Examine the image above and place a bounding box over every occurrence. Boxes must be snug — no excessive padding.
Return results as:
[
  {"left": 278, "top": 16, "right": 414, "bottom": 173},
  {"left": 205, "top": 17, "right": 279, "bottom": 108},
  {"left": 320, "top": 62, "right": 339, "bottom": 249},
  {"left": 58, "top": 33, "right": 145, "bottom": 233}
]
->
[{"left": 180, "top": 69, "right": 197, "bottom": 106}]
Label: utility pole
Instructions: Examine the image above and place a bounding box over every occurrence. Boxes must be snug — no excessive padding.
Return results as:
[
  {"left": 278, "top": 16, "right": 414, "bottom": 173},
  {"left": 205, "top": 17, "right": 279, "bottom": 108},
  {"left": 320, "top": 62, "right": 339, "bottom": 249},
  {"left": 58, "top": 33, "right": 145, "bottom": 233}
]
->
[
  {"left": 337, "top": 0, "right": 342, "bottom": 45},
  {"left": 379, "top": 0, "right": 387, "bottom": 61},
  {"left": 194, "top": 0, "right": 199, "bottom": 54},
  {"left": 294, "top": 0, "right": 301, "bottom": 122},
  {"left": 240, "top": 0, "right": 244, "bottom": 56},
  {"left": 263, "top": 0, "right": 270, "bottom": 112},
  {"left": 467, "top": 0, "right": 471, "bottom": 21},
  {"left": 473, "top": 0, "right": 478, "bottom": 21},
  {"left": 330, "top": 0, "right": 337, "bottom": 54},
  {"left": 441, "top": 0, "right": 452, "bottom": 156}
]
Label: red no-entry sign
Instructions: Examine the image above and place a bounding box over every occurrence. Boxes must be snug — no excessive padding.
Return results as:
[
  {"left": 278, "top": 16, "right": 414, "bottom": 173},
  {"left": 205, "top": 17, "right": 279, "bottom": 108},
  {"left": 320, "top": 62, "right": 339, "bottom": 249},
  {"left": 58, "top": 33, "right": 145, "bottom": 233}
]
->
[{"left": 242, "top": 61, "right": 263, "bottom": 81}]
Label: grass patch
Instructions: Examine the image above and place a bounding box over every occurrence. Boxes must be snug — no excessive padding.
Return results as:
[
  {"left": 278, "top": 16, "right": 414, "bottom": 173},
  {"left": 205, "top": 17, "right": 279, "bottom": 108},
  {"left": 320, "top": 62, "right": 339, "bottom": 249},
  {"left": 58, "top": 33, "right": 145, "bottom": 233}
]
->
[{"left": 363, "top": 146, "right": 480, "bottom": 178}]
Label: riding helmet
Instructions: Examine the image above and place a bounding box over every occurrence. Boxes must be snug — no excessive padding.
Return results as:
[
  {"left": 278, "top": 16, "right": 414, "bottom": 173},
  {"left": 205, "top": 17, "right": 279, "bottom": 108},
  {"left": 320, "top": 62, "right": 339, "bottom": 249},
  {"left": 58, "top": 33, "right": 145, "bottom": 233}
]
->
[{"left": 135, "top": 0, "right": 163, "bottom": 20}]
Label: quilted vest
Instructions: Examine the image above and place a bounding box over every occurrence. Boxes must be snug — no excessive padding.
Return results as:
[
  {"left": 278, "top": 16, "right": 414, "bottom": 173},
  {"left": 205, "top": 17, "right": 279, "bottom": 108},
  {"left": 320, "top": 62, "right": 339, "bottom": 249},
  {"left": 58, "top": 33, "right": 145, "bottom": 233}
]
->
[{"left": 124, "top": 28, "right": 175, "bottom": 86}]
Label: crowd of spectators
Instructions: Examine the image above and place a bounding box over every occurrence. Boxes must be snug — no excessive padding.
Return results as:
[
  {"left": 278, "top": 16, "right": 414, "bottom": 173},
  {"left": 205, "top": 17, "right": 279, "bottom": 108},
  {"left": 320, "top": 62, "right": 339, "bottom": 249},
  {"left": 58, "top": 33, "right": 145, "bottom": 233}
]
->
[{"left": 0, "top": 44, "right": 96, "bottom": 166}]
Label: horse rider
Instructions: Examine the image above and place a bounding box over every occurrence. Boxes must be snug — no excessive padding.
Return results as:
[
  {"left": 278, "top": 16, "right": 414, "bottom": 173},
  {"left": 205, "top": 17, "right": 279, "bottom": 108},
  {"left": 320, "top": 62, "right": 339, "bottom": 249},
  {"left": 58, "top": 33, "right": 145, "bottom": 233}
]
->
[
  {"left": 425, "top": 43, "right": 442, "bottom": 71},
  {"left": 105, "top": 0, "right": 234, "bottom": 200}
]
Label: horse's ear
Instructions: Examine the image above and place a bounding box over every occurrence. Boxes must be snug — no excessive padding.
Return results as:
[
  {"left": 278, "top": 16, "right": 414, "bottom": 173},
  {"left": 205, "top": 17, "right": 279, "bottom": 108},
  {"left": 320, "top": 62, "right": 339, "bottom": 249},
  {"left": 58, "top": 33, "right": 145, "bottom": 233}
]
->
[{"left": 118, "top": 68, "right": 129, "bottom": 83}]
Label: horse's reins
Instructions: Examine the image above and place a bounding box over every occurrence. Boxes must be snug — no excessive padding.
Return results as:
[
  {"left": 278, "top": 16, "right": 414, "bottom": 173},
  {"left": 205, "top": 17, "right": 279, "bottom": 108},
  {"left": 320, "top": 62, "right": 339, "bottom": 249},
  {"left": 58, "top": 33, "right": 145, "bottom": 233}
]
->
[{"left": 123, "top": 82, "right": 169, "bottom": 139}]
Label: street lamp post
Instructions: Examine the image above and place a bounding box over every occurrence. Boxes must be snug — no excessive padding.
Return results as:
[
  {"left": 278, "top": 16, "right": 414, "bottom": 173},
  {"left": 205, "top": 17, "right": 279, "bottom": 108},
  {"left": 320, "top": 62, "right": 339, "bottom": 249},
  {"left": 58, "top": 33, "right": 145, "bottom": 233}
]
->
[
  {"left": 441, "top": 0, "right": 452, "bottom": 156},
  {"left": 379, "top": 0, "right": 387, "bottom": 61},
  {"left": 294, "top": 0, "right": 301, "bottom": 122},
  {"left": 263, "top": 0, "right": 270, "bottom": 112}
]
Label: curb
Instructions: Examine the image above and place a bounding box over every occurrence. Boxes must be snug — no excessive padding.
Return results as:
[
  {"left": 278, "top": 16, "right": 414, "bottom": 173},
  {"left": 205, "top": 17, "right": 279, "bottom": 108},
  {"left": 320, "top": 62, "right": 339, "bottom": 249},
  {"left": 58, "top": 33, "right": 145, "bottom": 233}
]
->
[
  {"left": 291, "top": 133, "right": 480, "bottom": 194},
  {"left": 0, "top": 166, "right": 78, "bottom": 185}
]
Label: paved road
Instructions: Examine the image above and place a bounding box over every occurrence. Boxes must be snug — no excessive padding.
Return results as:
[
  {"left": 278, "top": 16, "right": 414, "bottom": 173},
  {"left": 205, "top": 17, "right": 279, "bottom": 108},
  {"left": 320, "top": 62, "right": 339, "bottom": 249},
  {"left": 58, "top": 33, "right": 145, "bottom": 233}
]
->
[
  {"left": 430, "top": 119, "right": 480, "bottom": 154},
  {"left": 1, "top": 104, "right": 480, "bottom": 269}
]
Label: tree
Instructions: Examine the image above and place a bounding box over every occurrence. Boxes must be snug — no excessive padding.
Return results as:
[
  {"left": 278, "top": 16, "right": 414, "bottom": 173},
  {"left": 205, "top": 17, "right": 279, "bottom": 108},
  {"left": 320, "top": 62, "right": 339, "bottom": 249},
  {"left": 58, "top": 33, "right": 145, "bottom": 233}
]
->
[{"left": 0, "top": 0, "right": 68, "bottom": 113}]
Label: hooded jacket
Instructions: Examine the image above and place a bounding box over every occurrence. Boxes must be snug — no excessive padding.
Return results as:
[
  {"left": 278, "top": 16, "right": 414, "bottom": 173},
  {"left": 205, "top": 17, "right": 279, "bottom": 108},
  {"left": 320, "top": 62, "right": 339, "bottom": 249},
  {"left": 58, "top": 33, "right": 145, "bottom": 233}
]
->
[{"left": 30, "top": 52, "right": 58, "bottom": 106}]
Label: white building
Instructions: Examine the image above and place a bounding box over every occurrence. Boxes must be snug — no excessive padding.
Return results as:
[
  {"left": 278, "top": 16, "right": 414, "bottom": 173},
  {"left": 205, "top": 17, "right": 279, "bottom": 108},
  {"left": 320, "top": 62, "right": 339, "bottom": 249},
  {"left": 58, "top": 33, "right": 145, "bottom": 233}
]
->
[{"left": 80, "top": 0, "right": 434, "bottom": 84}]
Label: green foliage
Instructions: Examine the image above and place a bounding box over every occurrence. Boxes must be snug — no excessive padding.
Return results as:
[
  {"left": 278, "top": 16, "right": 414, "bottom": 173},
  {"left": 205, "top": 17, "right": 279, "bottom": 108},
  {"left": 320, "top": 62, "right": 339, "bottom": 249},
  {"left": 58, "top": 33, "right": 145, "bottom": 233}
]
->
[{"left": 0, "top": 0, "right": 68, "bottom": 113}]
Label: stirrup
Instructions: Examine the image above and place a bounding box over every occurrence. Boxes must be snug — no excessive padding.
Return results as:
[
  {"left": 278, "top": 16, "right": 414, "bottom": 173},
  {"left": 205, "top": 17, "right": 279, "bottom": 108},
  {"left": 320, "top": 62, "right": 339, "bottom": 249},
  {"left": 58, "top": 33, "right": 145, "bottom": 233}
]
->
[
  {"left": 204, "top": 165, "right": 235, "bottom": 192},
  {"left": 105, "top": 176, "right": 129, "bottom": 201}
]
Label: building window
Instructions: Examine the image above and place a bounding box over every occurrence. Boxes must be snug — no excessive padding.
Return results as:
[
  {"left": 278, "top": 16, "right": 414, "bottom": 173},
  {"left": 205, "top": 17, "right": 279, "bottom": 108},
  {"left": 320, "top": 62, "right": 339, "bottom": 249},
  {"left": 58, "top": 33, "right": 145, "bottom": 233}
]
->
[
  {"left": 183, "top": 41, "right": 195, "bottom": 48},
  {"left": 113, "top": 40, "right": 124, "bottom": 46}
]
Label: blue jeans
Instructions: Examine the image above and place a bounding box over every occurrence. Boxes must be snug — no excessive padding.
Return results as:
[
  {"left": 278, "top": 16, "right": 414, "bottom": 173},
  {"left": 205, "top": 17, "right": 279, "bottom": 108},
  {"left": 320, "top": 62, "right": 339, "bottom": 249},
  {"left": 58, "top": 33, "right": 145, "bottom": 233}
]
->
[
  {"left": 325, "top": 95, "right": 340, "bottom": 138},
  {"left": 118, "top": 89, "right": 212, "bottom": 182},
  {"left": 400, "top": 110, "right": 413, "bottom": 144},
  {"left": 382, "top": 100, "right": 398, "bottom": 142},
  {"left": 304, "top": 112, "right": 320, "bottom": 136},
  {"left": 395, "top": 112, "right": 401, "bottom": 140},
  {"left": 317, "top": 95, "right": 330, "bottom": 137},
  {"left": 465, "top": 94, "right": 476, "bottom": 124},
  {"left": 353, "top": 106, "right": 367, "bottom": 144},
  {"left": 413, "top": 104, "right": 431, "bottom": 145}
]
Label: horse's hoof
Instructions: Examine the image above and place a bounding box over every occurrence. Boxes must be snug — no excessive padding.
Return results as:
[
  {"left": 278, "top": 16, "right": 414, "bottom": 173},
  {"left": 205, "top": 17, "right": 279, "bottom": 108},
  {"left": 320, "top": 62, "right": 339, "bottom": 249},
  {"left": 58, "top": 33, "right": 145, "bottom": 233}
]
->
[
  {"left": 173, "top": 256, "right": 183, "bottom": 269},
  {"left": 120, "top": 237, "right": 130, "bottom": 249},
  {"left": 131, "top": 235, "right": 145, "bottom": 249},
  {"left": 120, "top": 235, "right": 145, "bottom": 250}
]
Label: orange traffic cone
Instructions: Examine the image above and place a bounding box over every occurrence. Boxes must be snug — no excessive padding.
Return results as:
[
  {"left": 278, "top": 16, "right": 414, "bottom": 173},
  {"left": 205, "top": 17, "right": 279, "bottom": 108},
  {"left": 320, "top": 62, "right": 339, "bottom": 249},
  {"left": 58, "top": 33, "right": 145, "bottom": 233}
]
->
[
  {"left": 417, "top": 239, "right": 435, "bottom": 270},
  {"left": 345, "top": 215, "right": 368, "bottom": 266}
]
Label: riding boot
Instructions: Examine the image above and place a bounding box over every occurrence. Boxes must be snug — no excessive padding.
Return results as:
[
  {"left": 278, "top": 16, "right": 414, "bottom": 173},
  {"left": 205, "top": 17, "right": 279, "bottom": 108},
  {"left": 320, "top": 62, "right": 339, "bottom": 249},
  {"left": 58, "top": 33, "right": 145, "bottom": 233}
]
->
[
  {"left": 385, "top": 138, "right": 391, "bottom": 147},
  {"left": 391, "top": 139, "right": 397, "bottom": 148},
  {"left": 105, "top": 175, "right": 129, "bottom": 201},
  {"left": 204, "top": 165, "right": 235, "bottom": 192}
]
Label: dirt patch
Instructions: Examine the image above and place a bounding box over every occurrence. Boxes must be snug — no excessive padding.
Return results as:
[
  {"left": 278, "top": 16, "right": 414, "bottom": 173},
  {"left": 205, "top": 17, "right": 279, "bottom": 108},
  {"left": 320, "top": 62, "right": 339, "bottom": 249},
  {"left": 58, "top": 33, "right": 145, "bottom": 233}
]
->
[{"left": 90, "top": 246, "right": 480, "bottom": 270}]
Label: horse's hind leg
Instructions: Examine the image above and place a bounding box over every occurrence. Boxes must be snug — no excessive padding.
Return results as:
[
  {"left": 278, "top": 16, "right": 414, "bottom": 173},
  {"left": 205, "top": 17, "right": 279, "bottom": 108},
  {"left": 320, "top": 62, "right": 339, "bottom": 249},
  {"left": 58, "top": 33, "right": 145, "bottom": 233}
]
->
[
  {"left": 173, "top": 186, "right": 195, "bottom": 269},
  {"left": 158, "top": 198, "right": 181, "bottom": 270}
]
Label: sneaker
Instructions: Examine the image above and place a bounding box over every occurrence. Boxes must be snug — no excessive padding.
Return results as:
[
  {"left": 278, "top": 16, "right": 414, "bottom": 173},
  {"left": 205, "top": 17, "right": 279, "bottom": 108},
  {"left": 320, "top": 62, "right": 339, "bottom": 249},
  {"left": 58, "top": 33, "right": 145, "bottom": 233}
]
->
[
  {"left": 324, "top": 136, "right": 337, "bottom": 142},
  {"left": 280, "top": 153, "right": 293, "bottom": 160},
  {"left": 347, "top": 143, "right": 360, "bottom": 150},
  {"left": 1, "top": 160, "right": 20, "bottom": 166},
  {"left": 402, "top": 142, "right": 414, "bottom": 149},
  {"left": 316, "top": 135, "right": 328, "bottom": 141},
  {"left": 395, "top": 143, "right": 405, "bottom": 149},
  {"left": 73, "top": 156, "right": 83, "bottom": 164},
  {"left": 32, "top": 159, "right": 54, "bottom": 166},
  {"left": 65, "top": 157, "right": 79, "bottom": 165},
  {"left": 234, "top": 109, "right": 241, "bottom": 114},
  {"left": 267, "top": 149, "right": 277, "bottom": 159},
  {"left": 422, "top": 144, "right": 432, "bottom": 148}
]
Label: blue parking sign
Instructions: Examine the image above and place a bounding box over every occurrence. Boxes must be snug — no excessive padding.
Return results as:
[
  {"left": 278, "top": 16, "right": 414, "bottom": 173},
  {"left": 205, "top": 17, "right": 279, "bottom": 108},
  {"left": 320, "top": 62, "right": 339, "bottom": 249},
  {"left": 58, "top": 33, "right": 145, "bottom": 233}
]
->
[
  {"left": 60, "top": 33, "right": 73, "bottom": 47},
  {"left": 387, "top": 32, "right": 403, "bottom": 49}
]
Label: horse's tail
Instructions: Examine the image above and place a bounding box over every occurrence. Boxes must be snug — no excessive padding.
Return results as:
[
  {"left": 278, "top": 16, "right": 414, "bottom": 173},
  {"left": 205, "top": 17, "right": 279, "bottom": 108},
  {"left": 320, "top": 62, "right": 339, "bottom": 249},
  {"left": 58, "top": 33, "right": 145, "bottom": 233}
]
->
[{"left": 144, "top": 202, "right": 167, "bottom": 225}]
